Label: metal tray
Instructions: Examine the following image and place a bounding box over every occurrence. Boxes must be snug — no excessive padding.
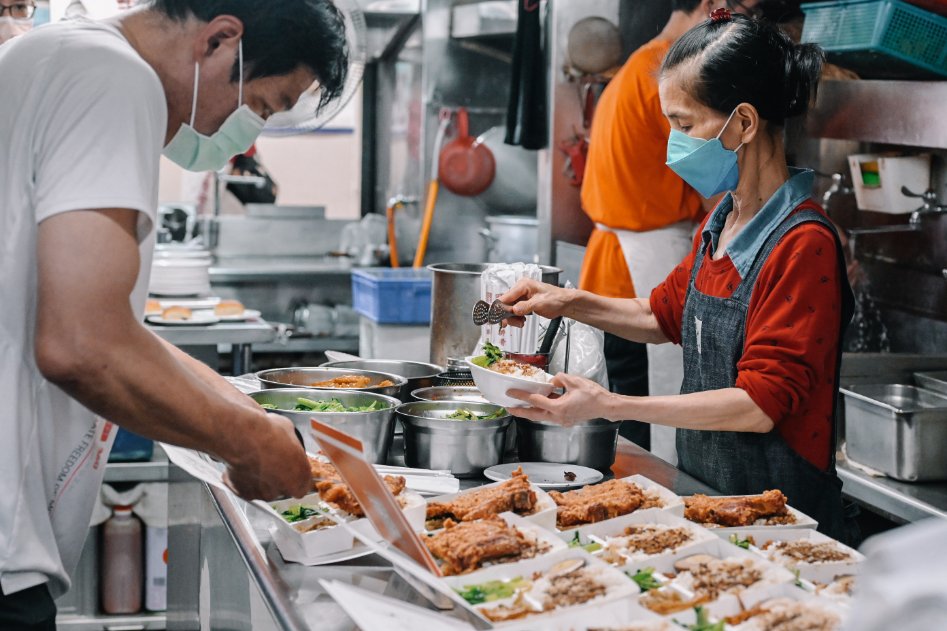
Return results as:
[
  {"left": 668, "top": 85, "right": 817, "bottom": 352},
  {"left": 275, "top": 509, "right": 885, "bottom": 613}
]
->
[
  {"left": 841, "top": 384, "right": 947, "bottom": 482},
  {"left": 914, "top": 371, "right": 947, "bottom": 397}
]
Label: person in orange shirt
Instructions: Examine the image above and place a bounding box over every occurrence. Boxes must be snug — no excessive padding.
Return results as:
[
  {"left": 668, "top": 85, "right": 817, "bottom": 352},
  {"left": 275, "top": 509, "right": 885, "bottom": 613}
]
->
[{"left": 578, "top": 0, "right": 723, "bottom": 456}]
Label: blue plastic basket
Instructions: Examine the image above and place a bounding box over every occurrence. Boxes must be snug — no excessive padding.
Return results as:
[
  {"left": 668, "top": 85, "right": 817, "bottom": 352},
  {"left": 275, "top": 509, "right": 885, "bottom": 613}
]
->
[
  {"left": 351, "top": 268, "right": 432, "bottom": 324},
  {"left": 801, "top": 0, "right": 947, "bottom": 78}
]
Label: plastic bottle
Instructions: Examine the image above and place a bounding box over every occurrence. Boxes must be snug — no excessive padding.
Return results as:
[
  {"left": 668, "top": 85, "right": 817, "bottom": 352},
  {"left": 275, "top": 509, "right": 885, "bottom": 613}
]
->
[
  {"left": 145, "top": 525, "right": 168, "bottom": 612},
  {"left": 101, "top": 506, "right": 143, "bottom": 614}
]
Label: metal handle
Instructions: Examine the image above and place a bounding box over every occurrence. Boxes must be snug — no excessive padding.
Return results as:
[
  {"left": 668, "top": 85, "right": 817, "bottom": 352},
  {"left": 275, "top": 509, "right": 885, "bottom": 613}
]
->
[{"left": 478, "top": 228, "right": 498, "bottom": 246}]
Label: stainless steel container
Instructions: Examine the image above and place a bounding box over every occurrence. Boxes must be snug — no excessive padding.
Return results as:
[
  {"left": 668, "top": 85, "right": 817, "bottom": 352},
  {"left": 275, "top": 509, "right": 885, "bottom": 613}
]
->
[
  {"left": 248, "top": 388, "right": 400, "bottom": 464},
  {"left": 479, "top": 216, "right": 539, "bottom": 263},
  {"left": 255, "top": 367, "right": 406, "bottom": 400},
  {"left": 396, "top": 401, "right": 512, "bottom": 478},
  {"left": 515, "top": 417, "right": 619, "bottom": 472},
  {"left": 428, "top": 263, "right": 561, "bottom": 367},
  {"left": 410, "top": 386, "right": 489, "bottom": 404},
  {"left": 842, "top": 384, "right": 947, "bottom": 482},
  {"left": 321, "top": 360, "right": 443, "bottom": 402},
  {"left": 914, "top": 371, "right": 947, "bottom": 396}
]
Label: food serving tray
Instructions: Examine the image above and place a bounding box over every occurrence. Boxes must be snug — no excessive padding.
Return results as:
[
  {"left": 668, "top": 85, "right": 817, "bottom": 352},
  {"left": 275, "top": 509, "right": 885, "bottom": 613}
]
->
[{"left": 841, "top": 383, "right": 947, "bottom": 481}]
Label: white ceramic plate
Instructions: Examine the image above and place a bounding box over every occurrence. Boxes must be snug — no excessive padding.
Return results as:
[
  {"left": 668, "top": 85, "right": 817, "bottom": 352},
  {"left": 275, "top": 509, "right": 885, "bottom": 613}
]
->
[
  {"left": 483, "top": 462, "right": 603, "bottom": 489},
  {"left": 217, "top": 309, "right": 262, "bottom": 322},
  {"left": 146, "top": 312, "right": 221, "bottom": 326}
]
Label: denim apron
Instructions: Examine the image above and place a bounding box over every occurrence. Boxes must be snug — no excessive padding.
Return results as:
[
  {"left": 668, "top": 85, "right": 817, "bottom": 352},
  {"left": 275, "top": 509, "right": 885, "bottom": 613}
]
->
[{"left": 676, "top": 207, "right": 855, "bottom": 539}]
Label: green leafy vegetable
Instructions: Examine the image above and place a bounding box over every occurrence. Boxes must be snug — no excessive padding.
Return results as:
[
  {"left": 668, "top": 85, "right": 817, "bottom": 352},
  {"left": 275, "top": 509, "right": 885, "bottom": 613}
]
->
[
  {"left": 261, "top": 397, "right": 384, "bottom": 413},
  {"left": 472, "top": 342, "right": 504, "bottom": 368},
  {"left": 279, "top": 505, "right": 323, "bottom": 523},
  {"left": 446, "top": 407, "right": 509, "bottom": 421},
  {"left": 629, "top": 567, "right": 661, "bottom": 592},
  {"left": 455, "top": 577, "right": 527, "bottom": 605},
  {"left": 729, "top": 534, "right": 753, "bottom": 550},
  {"left": 686, "top": 606, "right": 724, "bottom": 631}
]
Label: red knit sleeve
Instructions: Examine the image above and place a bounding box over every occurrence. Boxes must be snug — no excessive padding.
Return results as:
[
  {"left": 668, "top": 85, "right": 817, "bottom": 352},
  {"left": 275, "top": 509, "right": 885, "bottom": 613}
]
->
[
  {"left": 649, "top": 225, "right": 704, "bottom": 345},
  {"left": 736, "top": 223, "right": 843, "bottom": 425}
]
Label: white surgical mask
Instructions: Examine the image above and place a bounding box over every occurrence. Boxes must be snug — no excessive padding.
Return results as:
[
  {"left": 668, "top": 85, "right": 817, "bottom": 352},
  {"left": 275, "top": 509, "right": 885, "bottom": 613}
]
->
[
  {"left": 0, "top": 16, "right": 32, "bottom": 45},
  {"left": 162, "top": 40, "right": 265, "bottom": 172}
]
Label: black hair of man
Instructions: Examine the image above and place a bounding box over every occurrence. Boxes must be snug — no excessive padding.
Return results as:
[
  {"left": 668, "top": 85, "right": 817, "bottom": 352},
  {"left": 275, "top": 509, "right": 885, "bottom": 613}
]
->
[{"left": 152, "top": 0, "right": 348, "bottom": 110}]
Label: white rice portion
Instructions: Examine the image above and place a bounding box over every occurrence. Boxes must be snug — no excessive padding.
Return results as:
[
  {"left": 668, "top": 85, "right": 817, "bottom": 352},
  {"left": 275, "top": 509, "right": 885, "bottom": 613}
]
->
[{"left": 488, "top": 359, "right": 551, "bottom": 383}]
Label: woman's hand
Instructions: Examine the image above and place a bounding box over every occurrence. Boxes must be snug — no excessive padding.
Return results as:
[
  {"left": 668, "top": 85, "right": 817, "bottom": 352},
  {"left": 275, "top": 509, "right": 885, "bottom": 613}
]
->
[
  {"left": 507, "top": 373, "right": 618, "bottom": 426},
  {"left": 499, "top": 279, "right": 573, "bottom": 328}
]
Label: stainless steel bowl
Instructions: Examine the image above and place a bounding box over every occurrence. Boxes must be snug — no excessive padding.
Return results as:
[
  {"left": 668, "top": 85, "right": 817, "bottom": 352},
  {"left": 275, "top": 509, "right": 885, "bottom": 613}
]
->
[
  {"left": 321, "top": 360, "right": 443, "bottom": 402},
  {"left": 255, "top": 367, "right": 407, "bottom": 400},
  {"left": 515, "top": 417, "right": 619, "bottom": 471},
  {"left": 248, "top": 388, "right": 400, "bottom": 464},
  {"left": 396, "top": 401, "right": 512, "bottom": 478},
  {"left": 410, "top": 386, "right": 489, "bottom": 404}
]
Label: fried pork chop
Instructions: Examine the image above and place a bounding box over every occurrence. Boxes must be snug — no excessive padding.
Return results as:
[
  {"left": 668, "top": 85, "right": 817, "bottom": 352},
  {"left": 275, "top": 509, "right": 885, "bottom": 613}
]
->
[
  {"left": 684, "top": 490, "right": 790, "bottom": 527},
  {"left": 424, "top": 516, "right": 540, "bottom": 576},
  {"left": 309, "top": 457, "right": 406, "bottom": 517},
  {"left": 550, "top": 479, "right": 647, "bottom": 528},
  {"left": 426, "top": 467, "right": 537, "bottom": 526}
]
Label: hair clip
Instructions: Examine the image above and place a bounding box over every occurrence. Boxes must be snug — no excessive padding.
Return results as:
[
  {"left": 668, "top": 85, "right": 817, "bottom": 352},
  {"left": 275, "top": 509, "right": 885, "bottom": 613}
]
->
[{"left": 710, "top": 7, "right": 732, "bottom": 22}]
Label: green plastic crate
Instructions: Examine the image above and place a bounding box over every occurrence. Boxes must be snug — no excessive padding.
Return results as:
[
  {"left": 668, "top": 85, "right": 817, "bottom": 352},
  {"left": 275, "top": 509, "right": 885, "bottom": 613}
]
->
[{"left": 802, "top": 0, "right": 947, "bottom": 78}]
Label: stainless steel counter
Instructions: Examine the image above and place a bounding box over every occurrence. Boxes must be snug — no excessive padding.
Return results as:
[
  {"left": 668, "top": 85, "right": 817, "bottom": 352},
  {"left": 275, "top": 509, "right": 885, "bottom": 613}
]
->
[
  {"left": 149, "top": 320, "right": 276, "bottom": 374},
  {"left": 172, "top": 438, "right": 715, "bottom": 631},
  {"left": 838, "top": 454, "right": 947, "bottom": 524}
]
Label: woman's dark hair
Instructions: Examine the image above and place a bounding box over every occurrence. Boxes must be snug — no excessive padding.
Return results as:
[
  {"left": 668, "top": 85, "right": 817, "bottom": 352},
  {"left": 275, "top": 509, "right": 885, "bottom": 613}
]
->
[
  {"left": 660, "top": 14, "right": 824, "bottom": 126},
  {"left": 152, "top": 0, "right": 348, "bottom": 110}
]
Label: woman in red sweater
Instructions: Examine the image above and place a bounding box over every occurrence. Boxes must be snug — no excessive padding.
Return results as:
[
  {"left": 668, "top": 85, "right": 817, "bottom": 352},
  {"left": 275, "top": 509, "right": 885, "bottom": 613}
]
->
[{"left": 502, "top": 10, "right": 854, "bottom": 538}]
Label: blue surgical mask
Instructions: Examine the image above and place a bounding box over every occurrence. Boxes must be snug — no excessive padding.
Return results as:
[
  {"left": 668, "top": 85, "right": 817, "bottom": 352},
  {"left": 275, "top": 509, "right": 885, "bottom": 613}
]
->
[
  {"left": 163, "top": 41, "right": 265, "bottom": 172},
  {"left": 665, "top": 108, "right": 744, "bottom": 199}
]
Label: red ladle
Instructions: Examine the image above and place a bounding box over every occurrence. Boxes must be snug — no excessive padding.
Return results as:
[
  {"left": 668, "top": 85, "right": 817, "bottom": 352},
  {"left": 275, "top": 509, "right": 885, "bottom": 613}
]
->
[{"left": 438, "top": 108, "right": 496, "bottom": 197}]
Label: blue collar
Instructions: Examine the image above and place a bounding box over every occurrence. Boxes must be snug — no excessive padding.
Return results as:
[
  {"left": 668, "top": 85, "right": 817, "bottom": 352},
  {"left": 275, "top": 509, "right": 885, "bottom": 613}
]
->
[{"left": 702, "top": 168, "right": 816, "bottom": 279}]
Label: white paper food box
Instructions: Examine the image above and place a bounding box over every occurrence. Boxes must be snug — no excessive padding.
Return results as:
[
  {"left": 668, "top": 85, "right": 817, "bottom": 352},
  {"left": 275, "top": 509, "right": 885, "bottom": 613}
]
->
[
  {"left": 426, "top": 479, "right": 558, "bottom": 532},
  {"left": 552, "top": 475, "right": 686, "bottom": 535},
  {"left": 683, "top": 494, "right": 818, "bottom": 534},
  {"left": 440, "top": 548, "right": 639, "bottom": 630},
  {"left": 723, "top": 527, "right": 865, "bottom": 583}
]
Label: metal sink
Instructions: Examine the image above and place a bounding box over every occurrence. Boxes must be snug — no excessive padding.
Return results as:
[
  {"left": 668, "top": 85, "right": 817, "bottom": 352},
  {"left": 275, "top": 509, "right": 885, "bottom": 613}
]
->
[{"left": 847, "top": 384, "right": 947, "bottom": 411}]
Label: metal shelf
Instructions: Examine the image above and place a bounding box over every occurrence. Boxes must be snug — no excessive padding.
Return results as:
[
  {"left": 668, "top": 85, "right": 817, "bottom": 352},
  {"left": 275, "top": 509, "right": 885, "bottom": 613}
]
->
[
  {"left": 245, "top": 336, "right": 359, "bottom": 354},
  {"left": 103, "top": 460, "right": 170, "bottom": 484},
  {"left": 56, "top": 612, "right": 166, "bottom": 630}
]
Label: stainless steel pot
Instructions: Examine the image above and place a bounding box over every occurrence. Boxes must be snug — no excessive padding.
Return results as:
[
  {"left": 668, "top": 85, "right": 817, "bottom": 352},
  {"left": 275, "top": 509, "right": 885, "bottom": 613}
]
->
[
  {"left": 396, "top": 401, "right": 512, "bottom": 478},
  {"left": 515, "top": 417, "right": 619, "bottom": 471},
  {"left": 255, "top": 367, "right": 406, "bottom": 400},
  {"left": 320, "top": 360, "right": 443, "bottom": 402},
  {"left": 479, "top": 216, "right": 539, "bottom": 264},
  {"left": 247, "top": 388, "right": 400, "bottom": 464},
  {"left": 428, "top": 263, "right": 561, "bottom": 367},
  {"left": 410, "top": 386, "right": 489, "bottom": 404}
]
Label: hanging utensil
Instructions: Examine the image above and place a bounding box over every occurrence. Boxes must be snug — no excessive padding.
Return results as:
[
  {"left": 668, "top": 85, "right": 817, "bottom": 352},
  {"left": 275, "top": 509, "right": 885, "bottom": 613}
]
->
[
  {"left": 438, "top": 108, "right": 496, "bottom": 197},
  {"left": 413, "top": 109, "right": 452, "bottom": 268}
]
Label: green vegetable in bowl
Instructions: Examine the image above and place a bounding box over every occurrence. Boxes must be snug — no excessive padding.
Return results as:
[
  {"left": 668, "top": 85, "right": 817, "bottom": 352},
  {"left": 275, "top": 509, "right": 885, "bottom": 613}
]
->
[
  {"left": 471, "top": 341, "right": 504, "bottom": 368},
  {"left": 446, "top": 407, "right": 509, "bottom": 421},
  {"left": 279, "top": 505, "right": 325, "bottom": 523},
  {"left": 629, "top": 567, "right": 661, "bottom": 592},
  {"left": 455, "top": 577, "right": 528, "bottom": 605},
  {"left": 261, "top": 397, "right": 385, "bottom": 413},
  {"left": 684, "top": 606, "right": 724, "bottom": 631}
]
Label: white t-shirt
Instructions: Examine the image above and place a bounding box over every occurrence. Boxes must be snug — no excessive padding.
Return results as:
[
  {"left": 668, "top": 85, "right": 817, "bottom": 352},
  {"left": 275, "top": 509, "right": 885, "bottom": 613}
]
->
[{"left": 0, "top": 19, "right": 166, "bottom": 597}]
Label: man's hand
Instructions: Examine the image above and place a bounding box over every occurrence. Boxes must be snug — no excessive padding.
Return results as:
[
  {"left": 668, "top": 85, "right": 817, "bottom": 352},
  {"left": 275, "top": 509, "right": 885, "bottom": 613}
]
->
[
  {"left": 223, "top": 413, "right": 311, "bottom": 501},
  {"left": 499, "top": 280, "right": 573, "bottom": 328},
  {"left": 507, "top": 373, "right": 618, "bottom": 427}
]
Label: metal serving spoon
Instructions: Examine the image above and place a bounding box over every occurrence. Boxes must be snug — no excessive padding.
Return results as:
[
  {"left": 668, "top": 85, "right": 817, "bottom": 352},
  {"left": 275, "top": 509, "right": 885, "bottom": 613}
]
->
[{"left": 471, "top": 299, "right": 514, "bottom": 326}]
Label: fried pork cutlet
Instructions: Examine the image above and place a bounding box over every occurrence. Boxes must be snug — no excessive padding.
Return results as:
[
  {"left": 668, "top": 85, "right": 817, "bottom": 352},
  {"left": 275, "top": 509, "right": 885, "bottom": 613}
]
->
[
  {"left": 309, "top": 457, "right": 406, "bottom": 517},
  {"left": 684, "top": 490, "right": 790, "bottom": 527},
  {"left": 424, "top": 516, "right": 540, "bottom": 576},
  {"left": 550, "top": 479, "right": 646, "bottom": 528},
  {"left": 426, "top": 467, "right": 537, "bottom": 527}
]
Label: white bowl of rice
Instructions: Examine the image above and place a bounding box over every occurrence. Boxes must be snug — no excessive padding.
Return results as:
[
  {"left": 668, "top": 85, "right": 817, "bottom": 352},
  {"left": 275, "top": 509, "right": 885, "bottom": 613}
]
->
[{"left": 465, "top": 356, "right": 556, "bottom": 408}]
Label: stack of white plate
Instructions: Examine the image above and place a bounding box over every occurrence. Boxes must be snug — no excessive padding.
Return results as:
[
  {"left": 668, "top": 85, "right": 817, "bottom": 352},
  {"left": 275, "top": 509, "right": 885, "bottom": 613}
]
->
[{"left": 149, "top": 248, "right": 212, "bottom": 296}]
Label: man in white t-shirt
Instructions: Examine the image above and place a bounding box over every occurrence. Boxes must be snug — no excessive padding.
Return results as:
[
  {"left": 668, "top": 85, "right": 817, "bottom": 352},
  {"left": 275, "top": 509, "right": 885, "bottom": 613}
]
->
[{"left": 0, "top": 1, "right": 348, "bottom": 625}]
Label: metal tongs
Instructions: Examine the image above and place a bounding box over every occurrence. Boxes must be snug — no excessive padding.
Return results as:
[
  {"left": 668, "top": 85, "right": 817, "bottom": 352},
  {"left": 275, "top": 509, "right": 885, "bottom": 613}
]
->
[{"left": 471, "top": 299, "right": 514, "bottom": 326}]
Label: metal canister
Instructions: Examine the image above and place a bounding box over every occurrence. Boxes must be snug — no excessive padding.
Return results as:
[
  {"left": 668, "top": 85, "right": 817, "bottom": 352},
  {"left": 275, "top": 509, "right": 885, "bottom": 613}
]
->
[{"left": 428, "top": 263, "right": 560, "bottom": 366}]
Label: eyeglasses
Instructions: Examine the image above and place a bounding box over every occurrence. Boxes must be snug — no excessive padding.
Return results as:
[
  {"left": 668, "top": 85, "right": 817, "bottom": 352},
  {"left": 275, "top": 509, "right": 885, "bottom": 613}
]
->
[
  {"left": 725, "top": 0, "right": 763, "bottom": 18},
  {"left": 0, "top": 2, "right": 36, "bottom": 19}
]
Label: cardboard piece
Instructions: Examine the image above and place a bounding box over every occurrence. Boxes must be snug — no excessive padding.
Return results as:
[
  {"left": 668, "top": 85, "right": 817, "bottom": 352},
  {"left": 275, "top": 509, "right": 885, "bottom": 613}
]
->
[{"left": 310, "top": 418, "right": 441, "bottom": 575}]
